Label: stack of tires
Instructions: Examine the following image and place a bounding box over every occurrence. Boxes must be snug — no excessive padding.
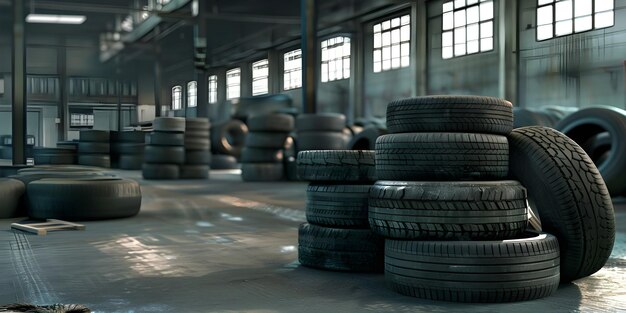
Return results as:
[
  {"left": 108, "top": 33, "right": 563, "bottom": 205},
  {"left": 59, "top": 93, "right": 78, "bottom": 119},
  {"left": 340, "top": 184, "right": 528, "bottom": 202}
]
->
[
  {"left": 114, "top": 131, "right": 146, "bottom": 170},
  {"left": 296, "top": 150, "right": 384, "bottom": 272},
  {"left": 142, "top": 117, "right": 185, "bottom": 180},
  {"left": 78, "top": 130, "right": 111, "bottom": 168},
  {"left": 181, "top": 118, "right": 211, "bottom": 179},
  {"left": 33, "top": 147, "right": 76, "bottom": 165},
  {"left": 241, "top": 113, "right": 294, "bottom": 181},
  {"left": 370, "top": 96, "right": 560, "bottom": 303},
  {"left": 295, "top": 113, "right": 346, "bottom": 152},
  {"left": 210, "top": 119, "right": 247, "bottom": 170}
]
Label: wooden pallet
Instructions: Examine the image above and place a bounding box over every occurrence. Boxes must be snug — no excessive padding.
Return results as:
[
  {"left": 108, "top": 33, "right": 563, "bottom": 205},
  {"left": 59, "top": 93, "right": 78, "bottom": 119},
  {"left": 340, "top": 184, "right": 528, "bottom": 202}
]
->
[{"left": 11, "top": 219, "right": 85, "bottom": 236}]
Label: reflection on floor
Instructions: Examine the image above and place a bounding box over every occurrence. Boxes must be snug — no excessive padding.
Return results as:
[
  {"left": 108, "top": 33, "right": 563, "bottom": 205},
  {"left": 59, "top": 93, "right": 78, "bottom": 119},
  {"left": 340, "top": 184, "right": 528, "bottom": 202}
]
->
[{"left": 0, "top": 170, "right": 625, "bottom": 313}]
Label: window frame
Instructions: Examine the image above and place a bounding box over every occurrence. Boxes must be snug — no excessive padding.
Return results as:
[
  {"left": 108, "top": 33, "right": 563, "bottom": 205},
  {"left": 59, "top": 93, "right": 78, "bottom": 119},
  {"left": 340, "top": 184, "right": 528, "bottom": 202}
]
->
[
  {"left": 441, "top": 0, "right": 495, "bottom": 59},
  {"left": 372, "top": 13, "right": 411, "bottom": 73},
  {"left": 251, "top": 59, "right": 270, "bottom": 96},
  {"left": 171, "top": 85, "right": 182, "bottom": 110},
  {"left": 320, "top": 35, "right": 352, "bottom": 83},
  {"left": 226, "top": 67, "right": 241, "bottom": 100},
  {"left": 187, "top": 81, "right": 197, "bottom": 107},
  {"left": 208, "top": 75, "right": 218, "bottom": 104},
  {"left": 283, "top": 49, "right": 302, "bottom": 90},
  {"left": 535, "top": 0, "right": 615, "bottom": 42}
]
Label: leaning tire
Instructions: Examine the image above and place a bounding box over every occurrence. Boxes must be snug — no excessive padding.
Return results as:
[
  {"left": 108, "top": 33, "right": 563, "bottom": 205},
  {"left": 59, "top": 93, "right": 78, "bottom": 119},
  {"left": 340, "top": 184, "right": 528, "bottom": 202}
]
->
[
  {"left": 385, "top": 232, "right": 560, "bottom": 303},
  {"left": 78, "top": 155, "right": 111, "bottom": 168},
  {"left": 153, "top": 117, "right": 185, "bottom": 132},
  {"left": 0, "top": 178, "right": 26, "bottom": 218},
  {"left": 144, "top": 146, "right": 184, "bottom": 164},
  {"left": 297, "top": 150, "right": 375, "bottom": 182},
  {"left": 509, "top": 126, "right": 615, "bottom": 282},
  {"left": 306, "top": 184, "right": 370, "bottom": 228},
  {"left": 211, "top": 120, "right": 248, "bottom": 157},
  {"left": 142, "top": 164, "right": 180, "bottom": 180},
  {"left": 241, "top": 163, "right": 284, "bottom": 181}
]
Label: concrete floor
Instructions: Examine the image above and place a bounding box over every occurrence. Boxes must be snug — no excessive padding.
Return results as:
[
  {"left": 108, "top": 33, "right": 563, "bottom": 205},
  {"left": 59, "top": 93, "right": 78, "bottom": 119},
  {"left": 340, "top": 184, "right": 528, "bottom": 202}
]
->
[{"left": 0, "top": 170, "right": 625, "bottom": 313}]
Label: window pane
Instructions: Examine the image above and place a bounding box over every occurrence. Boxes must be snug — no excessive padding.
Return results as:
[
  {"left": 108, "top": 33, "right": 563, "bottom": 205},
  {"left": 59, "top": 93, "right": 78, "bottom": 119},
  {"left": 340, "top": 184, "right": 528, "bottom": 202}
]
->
[
  {"left": 401, "top": 56, "right": 410, "bottom": 67},
  {"left": 401, "top": 42, "right": 410, "bottom": 56},
  {"left": 454, "top": 0, "right": 465, "bottom": 9},
  {"left": 373, "top": 50, "right": 381, "bottom": 62},
  {"left": 401, "top": 15, "right": 410, "bottom": 25},
  {"left": 467, "top": 23, "right": 479, "bottom": 40},
  {"left": 537, "top": 5, "right": 553, "bottom": 25},
  {"left": 442, "top": 31, "right": 453, "bottom": 46},
  {"left": 442, "top": 46, "right": 454, "bottom": 59},
  {"left": 467, "top": 6, "right": 479, "bottom": 24},
  {"left": 391, "top": 44, "right": 400, "bottom": 59},
  {"left": 595, "top": 11, "right": 614, "bottom": 28},
  {"left": 555, "top": 1, "right": 573, "bottom": 21},
  {"left": 401, "top": 25, "right": 410, "bottom": 41},
  {"left": 595, "top": 0, "right": 614, "bottom": 12},
  {"left": 538, "top": 0, "right": 554, "bottom": 4},
  {"left": 382, "top": 32, "right": 391, "bottom": 46},
  {"left": 391, "top": 17, "right": 400, "bottom": 28},
  {"left": 575, "top": 0, "right": 592, "bottom": 17},
  {"left": 537, "top": 24, "right": 553, "bottom": 40},
  {"left": 479, "top": 1, "right": 493, "bottom": 21},
  {"left": 443, "top": 1, "right": 454, "bottom": 12},
  {"left": 574, "top": 16, "right": 592, "bottom": 32},
  {"left": 480, "top": 21, "right": 493, "bottom": 38},
  {"left": 391, "top": 29, "right": 400, "bottom": 44},
  {"left": 374, "top": 33, "right": 381, "bottom": 48},
  {"left": 454, "top": 27, "right": 466, "bottom": 44},
  {"left": 467, "top": 40, "right": 479, "bottom": 53},
  {"left": 480, "top": 37, "right": 493, "bottom": 51},
  {"left": 555, "top": 19, "right": 573, "bottom": 36},
  {"left": 374, "top": 62, "right": 381, "bottom": 73},
  {"left": 443, "top": 12, "right": 454, "bottom": 30},
  {"left": 454, "top": 10, "right": 466, "bottom": 27},
  {"left": 455, "top": 43, "right": 466, "bottom": 56}
]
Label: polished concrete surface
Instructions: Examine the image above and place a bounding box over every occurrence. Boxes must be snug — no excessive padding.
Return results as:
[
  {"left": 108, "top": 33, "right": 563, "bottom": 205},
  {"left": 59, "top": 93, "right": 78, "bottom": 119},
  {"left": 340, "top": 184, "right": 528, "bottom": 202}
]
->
[{"left": 0, "top": 170, "right": 625, "bottom": 313}]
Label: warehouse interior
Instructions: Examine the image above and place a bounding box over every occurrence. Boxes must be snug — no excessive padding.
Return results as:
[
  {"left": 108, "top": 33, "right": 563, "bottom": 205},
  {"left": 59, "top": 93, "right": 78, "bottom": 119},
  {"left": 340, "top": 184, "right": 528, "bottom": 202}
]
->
[{"left": 0, "top": 0, "right": 625, "bottom": 312}]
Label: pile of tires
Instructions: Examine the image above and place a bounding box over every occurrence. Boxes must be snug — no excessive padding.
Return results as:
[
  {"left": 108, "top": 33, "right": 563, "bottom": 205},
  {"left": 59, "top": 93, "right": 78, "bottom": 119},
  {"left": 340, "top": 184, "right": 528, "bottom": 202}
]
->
[
  {"left": 33, "top": 147, "right": 76, "bottom": 165},
  {"left": 241, "top": 113, "right": 294, "bottom": 181},
  {"left": 295, "top": 113, "right": 346, "bottom": 152},
  {"left": 112, "top": 131, "right": 146, "bottom": 170},
  {"left": 142, "top": 117, "right": 185, "bottom": 180},
  {"left": 78, "top": 130, "right": 111, "bottom": 168},
  {"left": 296, "top": 150, "right": 383, "bottom": 272},
  {"left": 513, "top": 106, "right": 578, "bottom": 128},
  {"left": 181, "top": 118, "right": 211, "bottom": 179},
  {"left": 211, "top": 119, "right": 247, "bottom": 169}
]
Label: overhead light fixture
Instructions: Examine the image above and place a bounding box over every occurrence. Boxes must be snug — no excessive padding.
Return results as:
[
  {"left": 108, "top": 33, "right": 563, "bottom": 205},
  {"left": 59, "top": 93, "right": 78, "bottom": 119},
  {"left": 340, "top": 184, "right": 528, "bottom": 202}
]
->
[{"left": 26, "top": 14, "right": 86, "bottom": 24}]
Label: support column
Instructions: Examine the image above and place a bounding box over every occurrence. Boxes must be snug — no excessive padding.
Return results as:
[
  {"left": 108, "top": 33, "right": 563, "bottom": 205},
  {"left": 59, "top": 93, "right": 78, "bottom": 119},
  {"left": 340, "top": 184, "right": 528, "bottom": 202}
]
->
[
  {"left": 301, "top": 0, "right": 318, "bottom": 114},
  {"left": 12, "top": 0, "right": 26, "bottom": 165},
  {"left": 116, "top": 57, "right": 123, "bottom": 131},
  {"left": 195, "top": 0, "right": 210, "bottom": 118},
  {"left": 57, "top": 45, "right": 67, "bottom": 141},
  {"left": 154, "top": 27, "right": 163, "bottom": 118},
  {"left": 415, "top": 1, "right": 428, "bottom": 96},
  {"left": 499, "top": 0, "right": 518, "bottom": 103}
]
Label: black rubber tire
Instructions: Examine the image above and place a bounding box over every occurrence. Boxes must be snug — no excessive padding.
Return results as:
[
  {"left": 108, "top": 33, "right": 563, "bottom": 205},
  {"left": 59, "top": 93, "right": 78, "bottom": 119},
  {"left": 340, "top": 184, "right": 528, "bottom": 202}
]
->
[
  {"left": 556, "top": 106, "right": 626, "bottom": 196},
  {"left": 211, "top": 120, "right": 248, "bottom": 157},
  {"left": 513, "top": 108, "right": 555, "bottom": 128},
  {"left": 34, "top": 154, "right": 77, "bottom": 165},
  {"left": 27, "top": 177, "right": 141, "bottom": 221},
  {"left": 509, "top": 126, "right": 615, "bottom": 282},
  {"left": 10, "top": 171, "right": 111, "bottom": 186},
  {"left": 247, "top": 113, "right": 295, "bottom": 132},
  {"left": 298, "top": 223, "right": 384, "bottom": 272},
  {"left": 185, "top": 118, "right": 210, "bottom": 131},
  {"left": 296, "top": 113, "right": 346, "bottom": 132},
  {"left": 142, "top": 164, "right": 180, "bottom": 180},
  {"left": 306, "top": 184, "right": 370, "bottom": 228},
  {"left": 584, "top": 132, "right": 611, "bottom": 167},
  {"left": 386, "top": 96, "right": 513, "bottom": 135},
  {"left": 56, "top": 141, "right": 79, "bottom": 150},
  {"left": 147, "top": 132, "right": 185, "bottom": 146},
  {"left": 376, "top": 133, "right": 509, "bottom": 181},
  {"left": 348, "top": 126, "right": 387, "bottom": 150},
  {"left": 17, "top": 165, "right": 103, "bottom": 174},
  {"left": 385, "top": 231, "right": 560, "bottom": 303},
  {"left": 144, "top": 146, "right": 184, "bottom": 164},
  {"left": 297, "top": 150, "right": 375, "bottom": 182},
  {"left": 241, "top": 163, "right": 284, "bottom": 181},
  {"left": 118, "top": 154, "right": 144, "bottom": 170},
  {"left": 116, "top": 131, "right": 146, "bottom": 143},
  {"left": 179, "top": 165, "right": 210, "bottom": 179},
  {"left": 185, "top": 150, "right": 212, "bottom": 165},
  {"left": 153, "top": 117, "right": 185, "bottom": 132},
  {"left": 211, "top": 154, "right": 239, "bottom": 170},
  {"left": 244, "top": 132, "right": 288, "bottom": 149},
  {"left": 115, "top": 143, "right": 145, "bottom": 155},
  {"left": 369, "top": 180, "right": 528, "bottom": 240},
  {"left": 78, "top": 142, "right": 110, "bottom": 154},
  {"left": 185, "top": 129, "right": 210, "bottom": 138},
  {"left": 184, "top": 137, "right": 211, "bottom": 151},
  {"left": 78, "top": 155, "right": 111, "bottom": 168},
  {"left": 296, "top": 131, "right": 346, "bottom": 151},
  {"left": 241, "top": 147, "right": 283, "bottom": 163},
  {"left": 79, "top": 130, "right": 110, "bottom": 142},
  {"left": 0, "top": 178, "right": 26, "bottom": 218}
]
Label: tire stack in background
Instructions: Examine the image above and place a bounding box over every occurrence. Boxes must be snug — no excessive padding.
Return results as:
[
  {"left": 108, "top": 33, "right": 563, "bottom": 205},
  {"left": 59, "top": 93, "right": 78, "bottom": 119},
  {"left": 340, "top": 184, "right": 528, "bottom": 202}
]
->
[
  {"left": 181, "top": 118, "right": 211, "bottom": 179},
  {"left": 78, "top": 130, "right": 111, "bottom": 168},
  {"left": 296, "top": 150, "right": 383, "bottom": 272},
  {"left": 295, "top": 113, "right": 346, "bottom": 152},
  {"left": 142, "top": 117, "right": 185, "bottom": 180},
  {"left": 241, "top": 113, "right": 294, "bottom": 181},
  {"left": 114, "top": 131, "right": 146, "bottom": 170},
  {"left": 210, "top": 119, "right": 248, "bottom": 169},
  {"left": 33, "top": 145, "right": 77, "bottom": 165},
  {"left": 370, "top": 96, "right": 560, "bottom": 303}
]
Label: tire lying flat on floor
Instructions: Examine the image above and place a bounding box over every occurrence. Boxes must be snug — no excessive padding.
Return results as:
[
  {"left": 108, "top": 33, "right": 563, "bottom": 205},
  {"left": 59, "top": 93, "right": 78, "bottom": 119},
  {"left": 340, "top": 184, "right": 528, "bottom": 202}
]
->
[
  {"left": 297, "top": 150, "right": 375, "bottom": 182},
  {"left": 385, "top": 232, "right": 560, "bottom": 303},
  {"left": 298, "top": 223, "right": 383, "bottom": 272},
  {"left": 369, "top": 180, "right": 528, "bottom": 240},
  {"left": 247, "top": 113, "right": 295, "bottom": 132},
  {"left": 306, "top": 184, "right": 370, "bottom": 228},
  {"left": 0, "top": 178, "right": 26, "bottom": 218},
  {"left": 147, "top": 132, "right": 184, "bottom": 146},
  {"left": 509, "top": 126, "right": 615, "bottom": 282},
  {"left": 153, "top": 117, "right": 185, "bottom": 132}
]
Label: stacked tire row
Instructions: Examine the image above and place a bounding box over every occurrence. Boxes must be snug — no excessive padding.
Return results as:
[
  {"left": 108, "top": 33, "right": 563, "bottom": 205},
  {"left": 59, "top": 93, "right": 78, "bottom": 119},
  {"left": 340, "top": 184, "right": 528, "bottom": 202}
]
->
[
  {"left": 113, "top": 131, "right": 146, "bottom": 170},
  {"left": 78, "top": 130, "right": 111, "bottom": 168},
  {"left": 295, "top": 113, "right": 346, "bottom": 152},
  {"left": 297, "top": 150, "right": 384, "bottom": 272},
  {"left": 372, "top": 96, "right": 560, "bottom": 303},
  {"left": 241, "top": 113, "right": 294, "bottom": 181},
  {"left": 33, "top": 144, "right": 77, "bottom": 165},
  {"left": 182, "top": 118, "right": 211, "bottom": 179},
  {"left": 142, "top": 117, "right": 185, "bottom": 180}
]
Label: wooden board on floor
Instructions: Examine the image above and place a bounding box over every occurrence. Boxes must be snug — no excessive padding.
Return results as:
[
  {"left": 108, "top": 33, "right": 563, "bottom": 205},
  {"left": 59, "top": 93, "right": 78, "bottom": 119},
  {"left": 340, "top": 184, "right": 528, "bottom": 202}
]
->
[{"left": 11, "top": 219, "right": 85, "bottom": 236}]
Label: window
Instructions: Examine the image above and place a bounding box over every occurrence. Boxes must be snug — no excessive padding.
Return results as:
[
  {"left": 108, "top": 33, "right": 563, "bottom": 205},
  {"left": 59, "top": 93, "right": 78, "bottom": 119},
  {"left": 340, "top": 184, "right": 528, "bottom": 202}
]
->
[
  {"left": 208, "top": 75, "right": 218, "bottom": 103},
  {"left": 536, "top": 0, "right": 614, "bottom": 41},
  {"left": 172, "top": 85, "right": 182, "bottom": 110},
  {"left": 252, "top": 59, "right": 269, "bottom": 96},
  {"left": 70, "top": 113, "right": 94, "bottom": 127},
  {"left": 283, "top": 49, "right": 302, "bottom": 90},
  {"left": 226, "top": 68, "right": 241, "bottom": 100},
  {"left": 321, "top": 36, "right": 351, "bottom": 82},
  {"left": 187, "top": 81, "right": 197, "bottom": 107},
  {"left": 373, "top": 15, "right": 411, "bottom": 73},
  {"left": 442, "top": 0, "right": 494, "bottom": 59}
]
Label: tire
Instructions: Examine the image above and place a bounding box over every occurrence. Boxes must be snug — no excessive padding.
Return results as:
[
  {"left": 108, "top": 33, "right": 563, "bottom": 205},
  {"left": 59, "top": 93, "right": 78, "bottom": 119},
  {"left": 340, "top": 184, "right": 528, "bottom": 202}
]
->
[
  {"left": 179, "top": 165, "right": 210, "bottom": 179},
  {"left": 119, "top": 154, "right": 144, "bottom": 170},
  {"left": 369, "top": 181, "right": 528, "bottom": 240},
  {"left": 79, "top": 130, "right": 110, "bottom": 142},
  {"left": 56, "top": 141, "right": 79, "bottom": 150},
  {"left": 306, "top": 184, "right": 370, "bottom": 228},
  {"left": 142, "top": 164, "right": 180, "bottom": 180},
  {"left": 556, "top": 106, "right": 626, "bottom": 195},
  {"left": 211, "top": 154, "right": 239, "bottom": 170},
  {"left": 296, "top": 113, "right": 346, "bottom": 132},
  {"left": 27, "top": 177, "right": 141, "bottom": 221},
  {"left": 185, "top": 129, "right": 210, "bottom": 138},
  {"left": 144, "top": 146, "right": 184, "bottom": 164},
  {"left": 244, "top": 132, "right": 288, "bottom": 149},
  {"left": 376, "top": 133, "right": 509, "bottom": 181},
  {"left": 115, "top": 143, "right": 145, "bottom": 155},
  {"left": 147, "top": 132, "right": 184, "bottom": 146},
  {"left": 186, "top": 150, "right": 212, "bottom": 165},
  {"left": 247, "top": 113, "right": 295, "bottom": 132},
  {"left": 386, "top": 96, "right": 513, "bottom": 135},
  {"left": 509, "top": 126, "right": 615, "bottom": 282},
  {"left": 78, "top": 155, "right": 111, "bottom": 168},
  {"left": 233, "top": 94, "right": 293, "bottom": 121},
  {"left": 297, "top": 150, "right": 375, "bottom": 182},
  {"left": 584, "top": 132, "right": 611, "bottom": 167},
  {"left": 348, "top": 126, "right": 387, "bottom": 150},
  {"left": 298, "top": 223, "right": 383, "bottom": 272},
  {"left": 297, "top": 131, "right": 346, "bottom": 151},
  {"left": 184, "top": 137, "right": 211, "bottom": 151},
  {"left": 34, "top": 154, "right": 77, "bottom": 165},
  {"left": 0, "top": 178, "right": 25, "bottom": 218},
  {"left": 78, "top": 142, "right": 110, "bottom": 154},
  {"left": 513, "top": 108, "right": 555, "bottom": 128},
  {"left": 153, "top": 117, "right": 185, "bottom": 132},
  {"left": 185, "top": 118, "right": 210, "bottom": 131},
  {"left": 116, "top": 131, "right": 146, "bottom": 143},
  {"left": 10, "top": 171, "right": 111, "bottom": 186},
  {"left": 241, "top": 163, "right": 284, "bottom": 181},
  {"left": 385, "top": 232, "right": 560, "bottom": 303},
  {"left": 241, "top": 147, "right": 283, "bottom": 163},
  {"left": 211, "top": 120, "right": 248, "bottom": 157}
]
